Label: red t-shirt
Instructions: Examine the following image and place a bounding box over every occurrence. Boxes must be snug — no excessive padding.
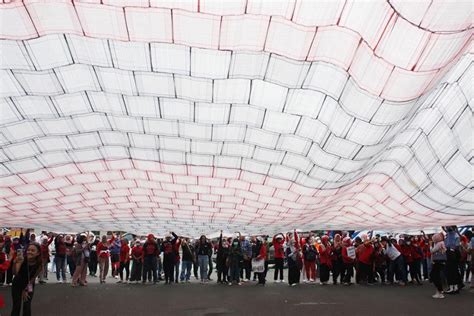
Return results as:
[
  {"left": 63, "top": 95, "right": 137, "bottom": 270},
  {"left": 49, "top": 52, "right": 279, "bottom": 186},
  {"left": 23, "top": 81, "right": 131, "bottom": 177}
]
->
[
  {"left": 357, "top": 244, "right": 374, "bottom": 265},
  {"left": 131, "top": 246, "right": 143, "bottom": 260},
  {"left": 120, "top": 244, "right": 130, "bottom": 262},
  {"left": 97, "top": 242, "right": 110, "bottom": 258}
]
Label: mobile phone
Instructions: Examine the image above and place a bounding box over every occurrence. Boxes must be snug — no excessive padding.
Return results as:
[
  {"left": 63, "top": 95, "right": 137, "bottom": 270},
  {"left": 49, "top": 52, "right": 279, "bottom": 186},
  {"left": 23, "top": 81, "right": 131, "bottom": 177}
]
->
[{"left": 16, "top": 249, "right": 23, "bottom": 257}]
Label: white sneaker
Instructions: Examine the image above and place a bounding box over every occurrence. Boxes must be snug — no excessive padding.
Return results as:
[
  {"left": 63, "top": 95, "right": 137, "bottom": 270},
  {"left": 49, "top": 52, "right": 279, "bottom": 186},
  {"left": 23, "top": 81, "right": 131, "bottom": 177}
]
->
[
  {"left": 310, "top": 278, "right": 314, "bottom": 282},
  {"left": 58, "top": 280, "right": 63, "bottom": 284},
  {"left": 432, "top": 293, "right": 445, "bottom": 299},
  {"left": 291, "top": 283, "right": 297, "bottom": 287}
]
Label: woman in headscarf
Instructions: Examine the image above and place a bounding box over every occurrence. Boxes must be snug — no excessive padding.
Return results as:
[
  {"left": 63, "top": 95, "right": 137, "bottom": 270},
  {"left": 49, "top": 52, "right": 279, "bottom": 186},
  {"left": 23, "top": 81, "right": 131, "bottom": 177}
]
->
[
  {"left": 430, "top": 232, "right": 447, "bottom": 298},
  {"left": 319, "top": 235, "right": 332, "bottom": 285},
  {"left": 341, "top": 236, "right": 355, "bottom": 285},
  {"left": 286, "top": 231, "right": 302, "bottom": 286},
  {"left": 71, "top": 234, "right": 90, "bottom": 287},
  {"left": 331, "top": 234, "right": 343, "bottom": 285},
  {"left": 11, "top": 242, "right": 43, "bottom": 316}
]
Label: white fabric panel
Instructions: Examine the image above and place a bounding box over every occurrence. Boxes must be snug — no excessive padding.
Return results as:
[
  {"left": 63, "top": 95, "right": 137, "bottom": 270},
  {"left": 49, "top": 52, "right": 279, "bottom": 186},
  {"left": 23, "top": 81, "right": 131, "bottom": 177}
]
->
[
  {"left": 308, "top": 26, "right": 360, "bottom": 70},
  {"left": 134, "top": 71, "right": 174, "bottom": 97},
  {"left": 191, "top": 48, "right": 231, "bottom": 79},
  {"left": 265, "top": 17, "right": 315, "bottom": 60},
  {"left": 25, "top": 34, "right": 72, "bottom": 70},
  {"left": 229, "top": 52, "right": 270, "bottom": 79},
  {"left": 0, "top": 40, "right": 34, "bottom": 70},
  {"left": 250, "top": 80, "right": 288, "bottom": 111},
  {"left": 125, "top": 7, "right": 172, "bottom": 42},
  {"left": 109, "top": 41, "right": 151, "bottom": 71},
  {"left": 66, "top": 35, "right": 113, "bottom": 68},
  {"left": 220, "top": 15, "right": 269, "bottom": 50},
  {"left": 173, "top": 10, "right": 221, "bottom": 49},
  {"left": 13, "top": 69, "right": 63, "bottom": 95},
  {"left": 151, "top": 43, "right": 190, "bottom": 75},
  {"left": 0, "top": 2, "right": 472, "bottom": 233}
]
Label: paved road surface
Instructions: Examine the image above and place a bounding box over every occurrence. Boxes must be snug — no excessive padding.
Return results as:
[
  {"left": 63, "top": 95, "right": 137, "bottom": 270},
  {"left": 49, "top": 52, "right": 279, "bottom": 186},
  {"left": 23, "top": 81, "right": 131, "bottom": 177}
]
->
[{"left": 1, "top": 273, "right": 473, "bottom": 316}]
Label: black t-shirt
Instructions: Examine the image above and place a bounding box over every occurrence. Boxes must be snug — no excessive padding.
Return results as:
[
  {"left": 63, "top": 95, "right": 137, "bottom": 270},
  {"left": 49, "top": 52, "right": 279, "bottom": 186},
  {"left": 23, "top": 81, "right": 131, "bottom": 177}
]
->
[
  {"left": 12, "top": 260, "right": 39, "bottom": 291},
  {"left": 182, "top": 244, "right": 194, "bottom": 261},
  {"left": 196, "top": 242, "right": 212, "bottom": 256}
]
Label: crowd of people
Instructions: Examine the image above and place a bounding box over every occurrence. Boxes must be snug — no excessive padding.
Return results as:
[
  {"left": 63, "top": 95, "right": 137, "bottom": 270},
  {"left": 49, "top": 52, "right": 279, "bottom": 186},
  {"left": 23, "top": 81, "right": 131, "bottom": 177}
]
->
[{"left": 0, "top": 226, "right": 473, "bottom": 315}]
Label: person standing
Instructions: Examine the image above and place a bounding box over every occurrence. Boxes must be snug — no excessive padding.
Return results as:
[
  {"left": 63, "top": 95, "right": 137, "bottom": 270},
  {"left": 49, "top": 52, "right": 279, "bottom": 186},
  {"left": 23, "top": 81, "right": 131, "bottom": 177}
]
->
[
  {"left": 444, "top": 226, "right": 462, "bottom": 294},
  {"left": 303, "top": 237, "right": 317, "bottom": 283},
  {"left": 272, "top": 233, "right": 285, "bottom": 283},
  {"left": 11, "top": 242, "right": 43, "bottom": 316},
  {"left": 180, "top": 238, "right": 194, "bottom": 283},
  {"left": 38, "top": 234, "right": 53, "bottom": 284},
  {"left": 240, "top": 235, "right": 252, "bottom": 282},
  {"left": 97, "top": 235, "right": 112, "bottom": 284},
  {"left": 118, "top": 238, "right": 130, "bottom": 283},
  {"left": 430, "top": 233, "right": 447, "bottom": 299},
  {"left": 228, "top": 237, "right": 242, "bottom": 285},
  {"left": 286, "top": 232, "right": 302, "bottom": 287},
  {"left": 130, "top": 240, "right": 143, "bottom": 283},
  {"left": 196, "top": 235, "right": 212, "bottom": 283},
  {"left": 64, "top": 235, "right": 76, "bottom": 277},
  {"left": 319, "top": 235, "right": 332, "bottom": 285},
  {"left": 341, "top": 237, "right": 355, "bottom": 285},
  {"left": 161, "top": 232, "right": 178, "bottom": 284},
  {"left": 54, "top": 234, "right": 67, "bottom": 283},
  {"left": 142, "top": 234, "right": 159, "bottom": 284},
  {"left": 216, "top": 231, "right": 229, "bottom": 284},
  {"left": 173, "top": 235, "right": 181, "bottom": 283},
  {"left": 382, "top": 237, "right": 407, "bottom": 286},
  {"left": 254, "top": 237, "right": 267, "bottom": 285},
  {"left": 109, "top": 234, "right": 121, "bottom": 279},
  {"left": 71, "top": 234, "right": 90, "bottom": 287},
  {"left": 88, "top": 236, "right": 99, "bottom": 277}
]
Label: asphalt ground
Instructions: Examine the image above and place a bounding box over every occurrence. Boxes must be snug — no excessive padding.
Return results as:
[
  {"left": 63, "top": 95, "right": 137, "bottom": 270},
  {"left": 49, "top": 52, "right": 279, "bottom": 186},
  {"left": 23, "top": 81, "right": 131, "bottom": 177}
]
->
[{"left": 1, "top": 271, "right": 473, "bottom": 316}]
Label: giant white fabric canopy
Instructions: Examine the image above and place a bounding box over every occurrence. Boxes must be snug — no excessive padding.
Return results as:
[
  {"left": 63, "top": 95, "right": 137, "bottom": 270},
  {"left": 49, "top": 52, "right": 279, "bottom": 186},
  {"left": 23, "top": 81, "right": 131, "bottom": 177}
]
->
[{"left": 0, "top": 0, "right": 472, "bottom": 235}]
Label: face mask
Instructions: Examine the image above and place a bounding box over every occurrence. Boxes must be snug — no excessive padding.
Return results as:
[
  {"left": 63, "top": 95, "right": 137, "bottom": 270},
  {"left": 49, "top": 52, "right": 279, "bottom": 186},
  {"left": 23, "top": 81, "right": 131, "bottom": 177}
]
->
[
  {"left": 233, "top": 242, "right": 238, "bottom": 246},
  {"left": 406, "top": 242, "right": 411, "bottom": 245}
]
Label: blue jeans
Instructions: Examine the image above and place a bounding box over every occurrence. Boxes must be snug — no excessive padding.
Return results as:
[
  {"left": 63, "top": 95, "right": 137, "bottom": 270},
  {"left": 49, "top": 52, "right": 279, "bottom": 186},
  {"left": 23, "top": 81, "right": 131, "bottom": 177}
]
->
[
  {"left": 389, "top": 255, "right": 407, "bottom": 283},
  {"left": 198, "top": 255, "right": 209, "bottom": 281},
  {"left": 55, "top": 256, "right": 66, "bottom": 281},
  {"left": 180, "top": 260, "right": 192, "bottom": 281}
]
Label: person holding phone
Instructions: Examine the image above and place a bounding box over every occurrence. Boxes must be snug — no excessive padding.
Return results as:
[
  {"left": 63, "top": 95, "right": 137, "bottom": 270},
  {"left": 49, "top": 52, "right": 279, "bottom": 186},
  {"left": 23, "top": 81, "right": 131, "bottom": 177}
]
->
[{"left": 11, "top": 242, "right": 43, "bottom": 316}]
